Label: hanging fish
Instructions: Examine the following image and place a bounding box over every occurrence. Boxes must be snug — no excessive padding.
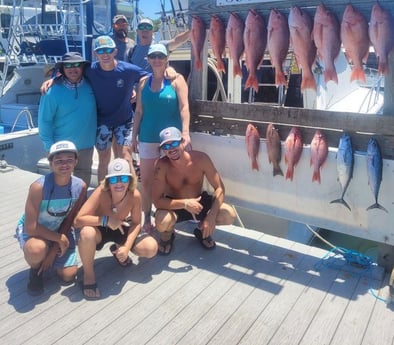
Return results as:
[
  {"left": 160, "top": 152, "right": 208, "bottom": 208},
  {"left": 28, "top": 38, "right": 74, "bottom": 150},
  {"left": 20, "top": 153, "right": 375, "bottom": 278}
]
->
[
  {"left": 209, "top": 15, "right": 226, "bottom": 73},
  {"left": 266, "top": 123, "right": 283, "bottom": 176},
  {"left": 284, "top": 127, "right": 303, "bottom": 181},
  {"left": 330, "top": 133, "right": 354, "bottom": 211},
  {"left": 245, "top": 123, "right": 260, "bottom": 171},
  {"left": 288, "top": 6, "right": 317, "bottom": 91},
  {"left": 191, "top": 15, "right": 206, "bottom": 70},
  {"left": 226, "top": 12, "right": 245, "bottom": 77},
  {"left": 243, "top": 9, "right": 267, "bottom": 93},
  {"left": 366, "top": 138, "right": 387, "bottom": 212},
  {"left": 310, "top": 130, "right": 328, "bottom": 184}
]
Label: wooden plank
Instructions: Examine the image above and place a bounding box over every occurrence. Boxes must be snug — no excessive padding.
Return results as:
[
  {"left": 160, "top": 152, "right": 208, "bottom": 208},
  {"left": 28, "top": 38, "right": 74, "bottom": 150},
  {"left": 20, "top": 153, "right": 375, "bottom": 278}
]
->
[{"left": 190, "top": 100, "right": 394, "bottom": 158}]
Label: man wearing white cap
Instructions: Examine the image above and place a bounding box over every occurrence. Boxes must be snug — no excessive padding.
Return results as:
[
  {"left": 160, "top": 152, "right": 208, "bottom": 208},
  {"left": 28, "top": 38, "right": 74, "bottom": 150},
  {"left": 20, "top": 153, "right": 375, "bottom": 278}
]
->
[
  {"left": 130, "top": 18, "right": 190, "bottom": 72},
  {"left": 16, "top": 141, "right": 87, "bottom": 296},
  {"left": 152, "top": 127, "right": 236, "bottom": 255}
]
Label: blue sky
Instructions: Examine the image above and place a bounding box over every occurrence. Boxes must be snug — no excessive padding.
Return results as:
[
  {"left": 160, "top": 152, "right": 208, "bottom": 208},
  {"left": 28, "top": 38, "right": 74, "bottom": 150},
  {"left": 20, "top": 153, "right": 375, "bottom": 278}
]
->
[{"left": 138, "top": 2, "right": 164, "bottom": 20}]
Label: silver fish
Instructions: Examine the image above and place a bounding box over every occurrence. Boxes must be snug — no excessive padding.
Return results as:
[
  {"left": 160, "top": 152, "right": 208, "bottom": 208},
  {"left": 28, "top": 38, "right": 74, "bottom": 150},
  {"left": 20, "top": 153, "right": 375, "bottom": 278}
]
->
[
  {"left": 330, "top": 133, "right": 353, "bottom": 211},
  {"left": 366, "top": 138, "right": 387, "bottom": 212}
]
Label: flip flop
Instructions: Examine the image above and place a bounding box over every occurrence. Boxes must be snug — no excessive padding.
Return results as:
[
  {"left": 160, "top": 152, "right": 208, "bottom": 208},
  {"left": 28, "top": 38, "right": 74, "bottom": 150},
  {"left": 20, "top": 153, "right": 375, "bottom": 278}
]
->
[
  {"left": 81, "top": 282, "right": 100, "bottom": 300},
  {"left": 158, "top": 232, "right": 175, "bottom": 256},
  {"left": 193, "top": 228, "right": 216, "bottom": 250},
  {"left": 110, "top": 244, "right": 132, "bottom": 267}
]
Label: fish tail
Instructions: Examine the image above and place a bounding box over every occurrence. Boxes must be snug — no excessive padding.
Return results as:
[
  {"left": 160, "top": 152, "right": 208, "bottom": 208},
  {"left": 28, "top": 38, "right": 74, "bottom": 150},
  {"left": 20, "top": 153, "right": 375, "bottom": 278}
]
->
[
  {"left": 245, "top": 74, "right": 259, "bottom": 93},
  {"left": 330, "top": 198, "right": 351, "bottom": 211},
  {"left": 273, "top": 166, "right": 283, "bottom": 177},
  {"left": 378, "top": 61, "right": 389, "bottom": 75},
  {"left": 350, "top": 67, "right": 366, "bottom": 83},
  {"left": 324, "top": 68, "right": 338, "bottom": 84},
  {"left": 285, "top": 166, "right": 294, "bottom": 181},
  {"left": 366, "top": 202, "right": 388, "bottom": 213},
  {"left": 312, "top": 169, "right": 321, "bottom": 184},
  {"left": 217, "top": 58, "right": 226, "bottom": 73},
  {"left": 252, "top": 159, "right": 259, "bottom": 171},
  {"left": 233, "top": 63, "right": 242, "bottom": 77},
  {"left": 301, "top": 75, "right": 317, "bottom": 91},
  {"left": 195, "top": 59, "right": 202, "bottom": 70},
  {"left": 275, "top": 71, "right": 288, "bottom": 88}
]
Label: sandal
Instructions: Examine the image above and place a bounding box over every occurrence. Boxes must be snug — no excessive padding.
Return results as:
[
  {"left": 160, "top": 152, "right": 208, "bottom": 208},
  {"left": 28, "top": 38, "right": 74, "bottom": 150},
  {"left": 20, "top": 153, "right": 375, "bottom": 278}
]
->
[
  {"left": 110, "top": 244, "right": 132, "bottom": 267},
  {"left": 193, "top": 228, "right": 216, "bottom": 250},
  {"left": 81, "top": 282, "right": 100, "bottom": 300},
  {"left": 158, "top": 232, "right": 175, "bottom": 256}
]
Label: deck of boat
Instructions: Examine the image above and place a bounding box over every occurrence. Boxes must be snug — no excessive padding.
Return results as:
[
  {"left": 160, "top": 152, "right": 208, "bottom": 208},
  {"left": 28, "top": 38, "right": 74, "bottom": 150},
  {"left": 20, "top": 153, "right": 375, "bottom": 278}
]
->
[{"left": 1, "top": 168, "right": 393, "bottom": 345}]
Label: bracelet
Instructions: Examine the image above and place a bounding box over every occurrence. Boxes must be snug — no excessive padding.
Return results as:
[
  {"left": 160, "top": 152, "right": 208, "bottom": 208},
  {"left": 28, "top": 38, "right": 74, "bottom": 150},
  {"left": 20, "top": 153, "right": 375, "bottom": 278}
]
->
[{"left": 101, "top": 215, "right": 108, "bottom": 227}]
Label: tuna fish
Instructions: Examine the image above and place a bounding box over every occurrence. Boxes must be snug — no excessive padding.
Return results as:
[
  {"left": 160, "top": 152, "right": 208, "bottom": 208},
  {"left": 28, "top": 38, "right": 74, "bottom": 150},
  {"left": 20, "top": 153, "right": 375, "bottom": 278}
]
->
[
  {"left": 243, "top": 9, "right": 267, "bottom": 93},
  {"left": 209, "top": 15, "right": 226, "bottom": 73},
  {"left": 310, "top": 130, "right": 328, "bottom": 184},
  {"left": 284, "top": 127, "right": 303, "bottom": 181},
  {"left": 266, "top": 123, "right": 283, "bottom": 176},
  {"left": 366, "top": 138, "right": 387, "bottom": 212},
  {"left": 330, "top": 133, "right": 354, "bottom": 211},
  {"left": 267, "top": 9, "right": 290, "bottom": 87},
  {"left": 246, "top": 123, "right": 260, "bottom": 171},
  {"left": 313, "top": 4, "right": 341, "bottom": 84},
  {"left": 226, "top": 12, "right": 245, "bottom": 77},
  {"left": 369, "top": 3, "right": 394, "bottom": 75},
  {"left": 288, "top": 6, "right": 317, "bottom": 91},
  {"left": 340, "top": 5, "right": 370, "bottom": 83},
  {"left": 191, "top": 16, "right": 206, "bottom": 70}
]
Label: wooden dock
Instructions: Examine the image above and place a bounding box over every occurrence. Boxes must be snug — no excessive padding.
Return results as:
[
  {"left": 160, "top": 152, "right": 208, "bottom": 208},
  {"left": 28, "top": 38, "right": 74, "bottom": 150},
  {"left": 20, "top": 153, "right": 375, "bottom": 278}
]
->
[{"left": 1, "top": 168, "right": 393, "bottom": 345}]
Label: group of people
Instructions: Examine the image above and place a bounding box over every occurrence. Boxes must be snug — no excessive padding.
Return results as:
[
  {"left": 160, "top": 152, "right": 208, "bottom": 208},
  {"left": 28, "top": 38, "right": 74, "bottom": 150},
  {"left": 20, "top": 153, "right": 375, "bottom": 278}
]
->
[{"left": 17, "top": 15, "right": 236, "bottom": 300}]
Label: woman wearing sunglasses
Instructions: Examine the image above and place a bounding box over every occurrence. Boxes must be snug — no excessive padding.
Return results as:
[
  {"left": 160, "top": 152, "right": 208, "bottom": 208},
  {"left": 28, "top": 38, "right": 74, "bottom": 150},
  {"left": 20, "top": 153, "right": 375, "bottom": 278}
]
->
[
  {"left": 131, "top": 43, "right": 191, "bottom": 234},
  {"left": 74, "top": 158, "right": 158, "bottom": 300},
  {"left": 16, "top": 141, "right": 87, "bottom": 296}
]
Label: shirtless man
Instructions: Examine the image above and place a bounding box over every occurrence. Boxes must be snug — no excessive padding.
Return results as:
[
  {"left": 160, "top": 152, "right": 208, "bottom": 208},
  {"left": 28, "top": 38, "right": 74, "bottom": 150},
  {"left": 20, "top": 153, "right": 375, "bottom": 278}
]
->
[{"left": 152, "top": 127, "right": 236, "bottom": 255}]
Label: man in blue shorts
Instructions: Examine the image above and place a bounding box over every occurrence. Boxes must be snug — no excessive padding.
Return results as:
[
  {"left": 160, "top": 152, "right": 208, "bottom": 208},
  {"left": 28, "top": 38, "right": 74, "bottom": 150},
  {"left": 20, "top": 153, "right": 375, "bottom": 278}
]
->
[{"left": 152, "top": 127, "right": 236, "bottom": 255}]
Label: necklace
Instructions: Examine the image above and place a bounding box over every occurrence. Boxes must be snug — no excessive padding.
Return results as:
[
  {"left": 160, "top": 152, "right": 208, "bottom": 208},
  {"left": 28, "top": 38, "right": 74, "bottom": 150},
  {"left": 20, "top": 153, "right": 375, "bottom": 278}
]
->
[{"left": 111, "top": 191, "right": 128, "bottom": 214}]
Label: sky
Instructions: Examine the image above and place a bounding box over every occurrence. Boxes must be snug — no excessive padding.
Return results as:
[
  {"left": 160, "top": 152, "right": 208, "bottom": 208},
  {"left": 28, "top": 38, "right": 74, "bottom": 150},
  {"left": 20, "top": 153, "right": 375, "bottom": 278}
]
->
[{"left": 137, "top": 0, "right": 187, "bottom": 20}]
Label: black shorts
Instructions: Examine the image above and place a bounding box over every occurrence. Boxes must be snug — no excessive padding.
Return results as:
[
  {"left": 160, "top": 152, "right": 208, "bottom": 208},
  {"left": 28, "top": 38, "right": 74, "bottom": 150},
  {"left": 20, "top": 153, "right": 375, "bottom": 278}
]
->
[
  {"left": 174, "top": 191, "right": 213, "bottom": 223},
  {"left": 96, "top": 225, "right": 131, "bottom": 251}
]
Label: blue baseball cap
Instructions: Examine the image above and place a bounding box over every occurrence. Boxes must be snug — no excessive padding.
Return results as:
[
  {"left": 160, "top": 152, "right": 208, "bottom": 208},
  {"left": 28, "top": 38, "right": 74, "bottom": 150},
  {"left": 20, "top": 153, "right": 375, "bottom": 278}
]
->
[
  {"left": 94, "top": 35, "right": 116, "bottom": 51},
  {"left": 148, "top": 43, "right": 168, "bottom": 57}
]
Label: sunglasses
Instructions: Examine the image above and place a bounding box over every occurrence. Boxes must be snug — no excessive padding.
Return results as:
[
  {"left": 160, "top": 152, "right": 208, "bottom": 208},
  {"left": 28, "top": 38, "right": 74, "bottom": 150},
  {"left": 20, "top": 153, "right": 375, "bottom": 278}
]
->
[
  {"left": 96, "top": 48, "right": 115, "bottom": 55},
  {"left": 138, "top": 24, "right": 153, "bottom": 31},
  {"left": 148, "top": 53, "right": 167, "bottom": 60},
  {"left": 63, "top": 62, "right": 83, "bottom": 69},
  {"left": 47, "top": 187, "right": 72, "bottom": 217},
  {"left": 108, "top": 175, "right": 130, "bottom": 184},
  {"left": 161, "top": 140, "right": 181, "bottom": 151}
]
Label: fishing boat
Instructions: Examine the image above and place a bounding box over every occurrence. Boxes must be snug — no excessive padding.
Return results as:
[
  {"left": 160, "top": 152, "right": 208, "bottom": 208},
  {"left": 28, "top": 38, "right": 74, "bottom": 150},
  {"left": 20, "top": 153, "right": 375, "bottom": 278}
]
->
[{"left": 1, "top": 0, "right": 394, "bottom": 342}]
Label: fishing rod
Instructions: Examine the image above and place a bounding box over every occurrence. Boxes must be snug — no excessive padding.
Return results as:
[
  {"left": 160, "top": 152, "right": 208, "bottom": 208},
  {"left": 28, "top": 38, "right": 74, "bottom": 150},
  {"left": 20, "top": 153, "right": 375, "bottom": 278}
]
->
[{"left": 178, "top": 0, "right": 186, "bottom": 25}]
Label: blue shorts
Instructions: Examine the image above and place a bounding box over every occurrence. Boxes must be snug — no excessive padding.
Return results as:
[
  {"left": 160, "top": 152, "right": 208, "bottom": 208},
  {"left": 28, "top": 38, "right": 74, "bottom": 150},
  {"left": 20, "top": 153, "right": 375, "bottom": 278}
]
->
[
  {"left": 96, "top": 120, "right": 133, "bottom": 151},
  {"left": 16, "top": 223, "right": 77, "bottom": 269}
]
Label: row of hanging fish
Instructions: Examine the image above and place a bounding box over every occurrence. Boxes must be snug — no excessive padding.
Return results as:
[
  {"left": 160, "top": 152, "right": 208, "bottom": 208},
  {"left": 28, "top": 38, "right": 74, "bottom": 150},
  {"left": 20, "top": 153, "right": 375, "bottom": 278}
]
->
[
  {"left": 191, "top": 3, "right": 394, "bottom": 92},
  {"left": 245, "top": 124, "right": 387, "bottom": 213}
]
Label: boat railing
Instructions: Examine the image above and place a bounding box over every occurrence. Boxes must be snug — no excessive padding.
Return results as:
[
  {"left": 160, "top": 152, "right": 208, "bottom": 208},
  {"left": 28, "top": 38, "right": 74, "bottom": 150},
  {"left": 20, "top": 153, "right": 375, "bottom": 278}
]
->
[{"left": 10, "top": 108, "right": 35, "bottom": 132}]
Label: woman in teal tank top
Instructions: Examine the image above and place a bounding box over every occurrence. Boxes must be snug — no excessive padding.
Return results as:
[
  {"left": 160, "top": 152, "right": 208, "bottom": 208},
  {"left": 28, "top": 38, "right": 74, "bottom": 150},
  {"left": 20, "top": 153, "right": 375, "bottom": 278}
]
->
[{"left": 131, "top": 44, "right": 191, "bottom": 233}]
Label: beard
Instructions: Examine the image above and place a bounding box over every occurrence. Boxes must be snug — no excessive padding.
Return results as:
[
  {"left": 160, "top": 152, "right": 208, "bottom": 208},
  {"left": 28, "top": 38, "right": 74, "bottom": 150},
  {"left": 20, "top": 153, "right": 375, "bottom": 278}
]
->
[{"left": 115, "top": 29, "right": 127, "bottom": 39}]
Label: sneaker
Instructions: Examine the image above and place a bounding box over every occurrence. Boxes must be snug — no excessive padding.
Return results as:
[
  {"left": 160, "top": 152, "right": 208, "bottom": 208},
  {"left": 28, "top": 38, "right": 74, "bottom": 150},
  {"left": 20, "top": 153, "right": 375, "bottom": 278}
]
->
[{"left": 27, "top": 268, "right": 44, "bottom": 296}]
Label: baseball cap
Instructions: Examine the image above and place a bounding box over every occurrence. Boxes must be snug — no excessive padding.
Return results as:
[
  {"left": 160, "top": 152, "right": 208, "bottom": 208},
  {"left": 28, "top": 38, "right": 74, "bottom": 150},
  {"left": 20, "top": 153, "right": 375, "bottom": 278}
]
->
[
  {"left": 159, "top": 127, "right": 182, "bottom": 146},
  {"left": 48, "top": 141, "right": 78, "bottom": 160},
  {"left": 105, "top": 158, "right": 133, "bottom": 179},
  {"left": 55, "top": 52, "right": 88, "bottom": 69},
  {"left": 113, "top": 14, "right": 128, "bottom": 24},
  {"left": 148, "top": 43, "right": 168, "bottom": 57},
  {"left": 94, "top": 35, "right": 116, "bottom": 51},
  {"left": 137, "top": 18, "right": 153, "bottom": 29}
]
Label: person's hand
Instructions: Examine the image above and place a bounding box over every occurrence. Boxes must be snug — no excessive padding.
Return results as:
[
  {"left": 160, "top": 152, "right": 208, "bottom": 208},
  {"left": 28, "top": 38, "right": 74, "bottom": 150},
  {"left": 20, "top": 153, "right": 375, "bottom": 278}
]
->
[
  {"left": 40, "top": 78, "right": 54, "bottom": 95},
  {"left": 38, "top": 246, "right": 57, "bottom": 275},
  {"left": 113, "top": 245, "right": 130, "bottom": 263},
  {"left": 185, "top": 196, "right": 202, "bottom": 216},
  {"left": 57, "top": 233, "right": 69, "bottom": 257},
  {"left": 164, "top": 66, "right": 178, "bottom": 80},
  {"left": 107, "top": 216, "right": 130, "bottom": 235},
  {"left": 130, "top": 139, "right": 139, "bottom": 154},
  {"left": 182, "top": 133, "right": 192, "bottom": 151},
  {"left": 199, "top": 213, "right": 216, "bottom": 239},
  {"left": 130, "top": 88, "right": 137, "bottom": 103}
]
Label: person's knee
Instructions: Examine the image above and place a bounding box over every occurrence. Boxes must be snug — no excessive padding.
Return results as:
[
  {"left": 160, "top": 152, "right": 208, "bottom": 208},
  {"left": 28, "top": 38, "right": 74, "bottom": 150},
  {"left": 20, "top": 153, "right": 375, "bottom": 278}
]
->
[
  {"left": 58, "top": 266, "right": 77, "bottom": 282},
  {"left": 24, "top": 238, "right": 46, "bottom": 262},
  {"left": 79, "top": 226, "right": 97, "bottom": 243},
  {"left": 217, "top": 204, "right": 236, "bottom": 225},
  {"left": 155, "top": 210, "right": 176, "bottom": 232}
]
